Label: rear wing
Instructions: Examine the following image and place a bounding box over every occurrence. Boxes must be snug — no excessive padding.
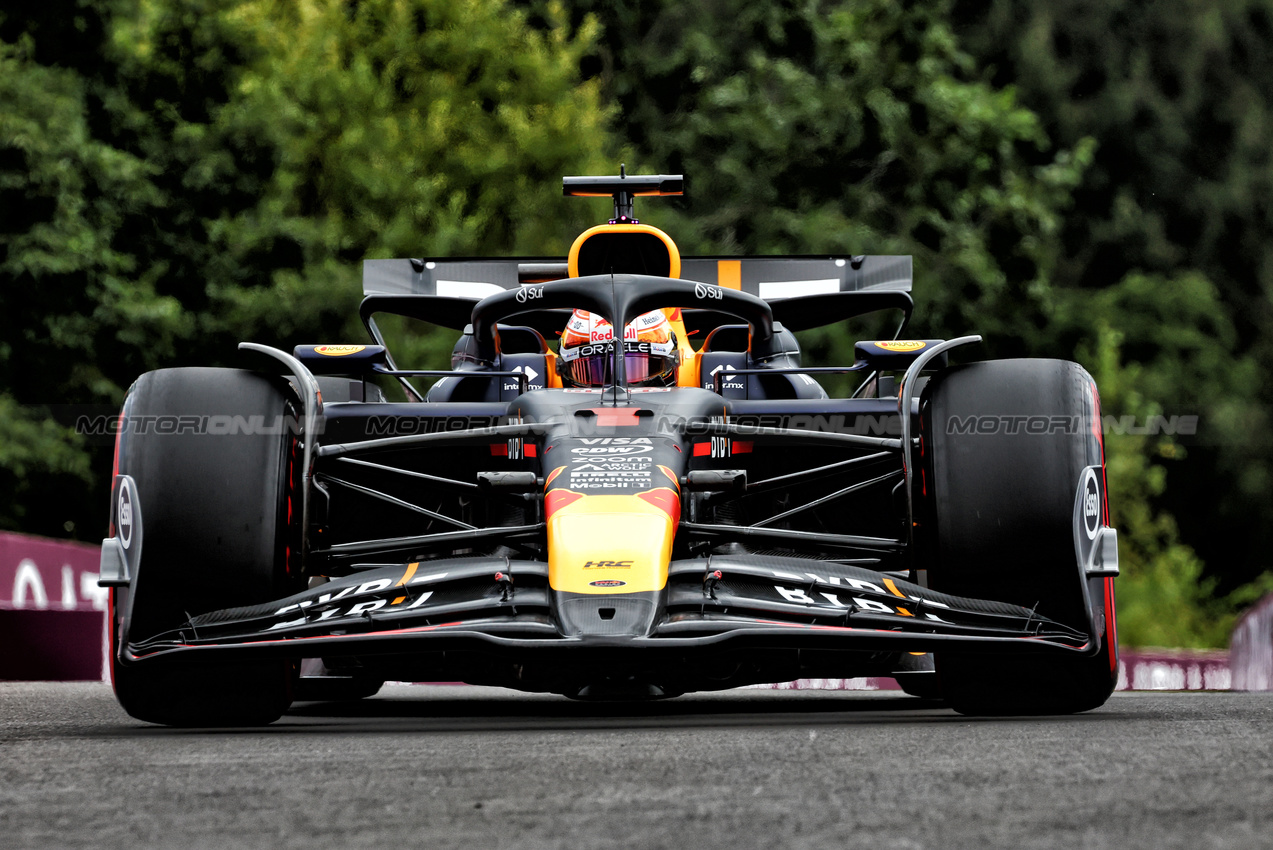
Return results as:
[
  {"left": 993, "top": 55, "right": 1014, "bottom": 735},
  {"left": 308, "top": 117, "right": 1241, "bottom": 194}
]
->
[
  {"left": 362, "top": 255, "right": 912, "bottom": 300},
  {"left": 360, "top": 256, "right": 913, "bottom": 334}
]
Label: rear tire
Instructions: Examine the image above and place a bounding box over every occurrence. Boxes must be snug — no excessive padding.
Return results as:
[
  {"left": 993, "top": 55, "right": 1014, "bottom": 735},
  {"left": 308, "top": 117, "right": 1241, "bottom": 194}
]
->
[
  {"left": 921, "top": 359, "right": 1118, "bottom": 715},
  {"left": 110, "top": 368, "right": 301, "bottom": 726}
]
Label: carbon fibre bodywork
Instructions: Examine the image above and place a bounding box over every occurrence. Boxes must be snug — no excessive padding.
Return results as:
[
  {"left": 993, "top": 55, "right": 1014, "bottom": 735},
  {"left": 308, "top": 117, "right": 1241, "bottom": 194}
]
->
[
  {"left": 105, "top": 344, "right": 1110, "bottom": 699},
  {"left": 101, "top": 175, "right": 1119, "bottom": 705}
]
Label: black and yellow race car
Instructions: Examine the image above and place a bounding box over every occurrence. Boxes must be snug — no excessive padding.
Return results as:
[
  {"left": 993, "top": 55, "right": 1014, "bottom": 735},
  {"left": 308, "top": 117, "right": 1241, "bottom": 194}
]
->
[{"left": 99, "top": 173, "right": 1120, "bottom": 725}]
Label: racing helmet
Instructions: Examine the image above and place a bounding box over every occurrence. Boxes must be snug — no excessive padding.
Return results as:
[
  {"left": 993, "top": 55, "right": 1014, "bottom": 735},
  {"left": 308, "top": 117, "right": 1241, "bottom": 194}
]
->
[{"left": 558, "top": 309, "right": 679, "bottom": 387}]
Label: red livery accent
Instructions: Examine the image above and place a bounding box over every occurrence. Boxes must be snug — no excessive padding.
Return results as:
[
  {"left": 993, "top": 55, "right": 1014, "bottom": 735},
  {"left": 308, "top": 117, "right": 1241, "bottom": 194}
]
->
[
  {"left": 1104, "top": 575, "right": 1119, "bottom": 672},
  {"left": 658, "top": 465, "right": 681, "bottom": 488},
  {"left": 636, "top": 487, "right": 681, "bottom": 522},
  {"left": 1091, "top": 380, "right": 1111, "bottom": 528},
  {"left": 586, "top": 407, "right": 643, "bottom": 427},
  {"left": 544, "top": 489, "right": 584, "bottom": 517}
]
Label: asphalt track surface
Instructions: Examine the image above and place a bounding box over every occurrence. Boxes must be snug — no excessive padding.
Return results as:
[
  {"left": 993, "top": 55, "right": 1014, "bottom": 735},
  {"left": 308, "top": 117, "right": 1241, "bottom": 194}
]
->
[{"left": 1, "top": 683, "right": 1270, "bottom": 850}]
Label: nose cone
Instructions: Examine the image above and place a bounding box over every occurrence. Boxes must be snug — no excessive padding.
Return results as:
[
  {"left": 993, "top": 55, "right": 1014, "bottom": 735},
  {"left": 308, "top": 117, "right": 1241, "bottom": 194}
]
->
[
  {"left": 540, "top": 422, "right": 690, "bottom": 638},
  {"left": 546, "top": 489, "right": 680, "bottom": 596},
  {"left": 545, "top": 483, "right": 680, "bottom": 638}
]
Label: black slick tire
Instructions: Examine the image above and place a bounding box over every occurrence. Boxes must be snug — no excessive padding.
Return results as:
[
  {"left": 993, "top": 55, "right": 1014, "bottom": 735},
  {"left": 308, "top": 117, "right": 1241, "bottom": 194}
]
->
[
  {"left": 110, "top": 368, "right": 301, "bottom": 726},
  {"left": 921, "top": 359, "right": 1118, "bottom": 716}
]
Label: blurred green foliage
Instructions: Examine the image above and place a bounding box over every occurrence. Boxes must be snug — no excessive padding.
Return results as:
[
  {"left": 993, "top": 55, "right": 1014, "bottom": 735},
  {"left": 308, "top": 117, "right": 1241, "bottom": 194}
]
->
[
  {"left": 542, "top": 0, "right": 1092, "bottom": 347},
  {"left": 1078, "top": 310, "right": 1247, "bottom": 647},
  {"left": 951, "top": 0, "right": 1273, "bottom": 608},
  {"left": 2, "top": 0, "right": 1270, "bottom": 645},
  {"left": 1, "top": 0, "right": 610, "bottom": 533}
]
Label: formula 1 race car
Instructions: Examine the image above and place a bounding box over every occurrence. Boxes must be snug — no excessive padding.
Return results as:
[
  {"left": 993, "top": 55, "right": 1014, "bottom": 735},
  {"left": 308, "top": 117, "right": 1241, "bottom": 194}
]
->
[{"left": 99, "top": 172, "right": 1120, "bottom": 725}]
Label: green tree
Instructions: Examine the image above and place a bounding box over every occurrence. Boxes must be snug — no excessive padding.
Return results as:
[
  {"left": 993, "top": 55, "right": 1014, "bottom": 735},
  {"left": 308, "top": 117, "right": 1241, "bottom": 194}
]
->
[
  {"left": 0, "top": 0, "right": 611, "bottom": 536},
  {"left": 533, "top": 0, "right": 1090, "bottom": 351},
  {"left": 950, "top": 0, "right": 1273, "bottom": 596},
  {"left": 1068, "top": 277, "right": 1262, "bottom": 646},
  {"left": 0, "top": 32, "right": 162, "bottom": 534},
  {"left": 205, "top": 0, "right": 612, "bottom": 351}
]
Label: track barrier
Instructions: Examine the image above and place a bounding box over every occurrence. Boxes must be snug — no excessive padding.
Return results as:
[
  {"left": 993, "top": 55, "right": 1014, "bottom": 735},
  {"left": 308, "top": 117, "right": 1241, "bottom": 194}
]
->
[
  {"left": 0, "top": 531, "right": 108, "bottom": 681},
  {"left": 1230, "top": 593, "right": 1273, "bottom": 691}
]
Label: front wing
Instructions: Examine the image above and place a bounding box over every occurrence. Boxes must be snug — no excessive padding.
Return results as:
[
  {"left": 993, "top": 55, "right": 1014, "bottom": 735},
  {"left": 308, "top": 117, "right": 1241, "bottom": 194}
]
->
[{"left": 119, "top": 554, "right": 1095, "bottom": 666}]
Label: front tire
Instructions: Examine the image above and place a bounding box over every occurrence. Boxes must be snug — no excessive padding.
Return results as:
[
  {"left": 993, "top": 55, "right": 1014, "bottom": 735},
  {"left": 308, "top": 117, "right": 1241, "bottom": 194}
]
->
[
  {"left": 921, "top": 359, "right": 1118, "bottom": 716},
  {"left": 110, "top": 368, "right": 301, "bottom": 726}
]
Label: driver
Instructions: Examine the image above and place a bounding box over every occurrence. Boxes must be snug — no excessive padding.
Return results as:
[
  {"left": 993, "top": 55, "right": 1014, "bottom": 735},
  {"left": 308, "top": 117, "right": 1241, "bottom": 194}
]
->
[{"left": 557, "top": 309, "right": 679, "bottom": 387}]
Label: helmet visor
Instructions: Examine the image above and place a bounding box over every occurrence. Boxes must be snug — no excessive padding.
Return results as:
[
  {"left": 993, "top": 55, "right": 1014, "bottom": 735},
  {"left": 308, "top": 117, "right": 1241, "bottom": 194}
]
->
[
  {"left": 624, "top": 350, "right": 677, "bottom": 385},
  {"left": 562, "top": 344, "right": 677, "bottom": 387}
]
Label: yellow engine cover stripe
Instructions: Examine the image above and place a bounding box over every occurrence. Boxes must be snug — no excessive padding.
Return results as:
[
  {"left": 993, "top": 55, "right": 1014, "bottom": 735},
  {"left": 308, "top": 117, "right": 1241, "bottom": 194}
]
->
[{"left": 716, "top": 260, "right": 742, "bottom": 289}]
